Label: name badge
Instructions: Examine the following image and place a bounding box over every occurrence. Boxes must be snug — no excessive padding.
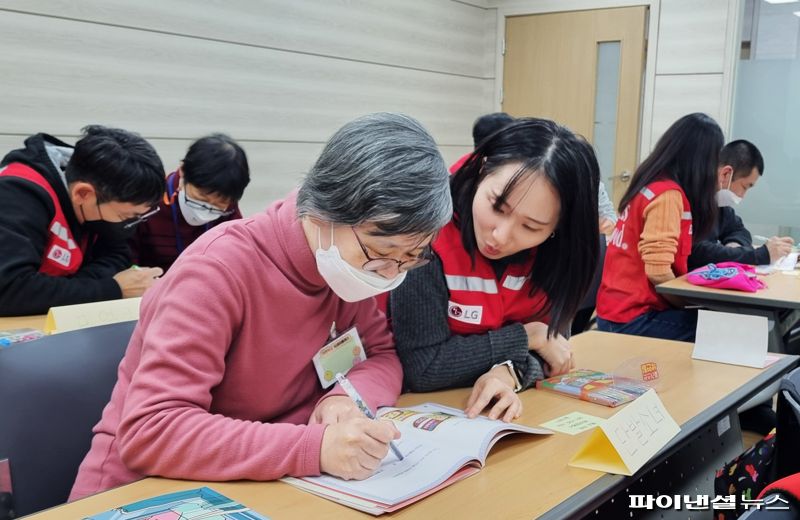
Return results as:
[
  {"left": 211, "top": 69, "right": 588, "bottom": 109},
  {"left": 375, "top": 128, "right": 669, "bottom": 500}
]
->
[{"left": 312, "top": 326, "right": 367, "bottom": 389}]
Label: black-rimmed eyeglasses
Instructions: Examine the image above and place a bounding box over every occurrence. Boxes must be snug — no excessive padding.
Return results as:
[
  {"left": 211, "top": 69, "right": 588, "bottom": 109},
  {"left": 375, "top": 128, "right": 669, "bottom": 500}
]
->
[
  {"left": 184, "top": 196, "right": 235, "bottom": 217},
  {"left": 122, "top": 206, "right": 161, "bottom": 229},
  {"left": 351, "top": 227, "right": 432, "bottom": 273}
]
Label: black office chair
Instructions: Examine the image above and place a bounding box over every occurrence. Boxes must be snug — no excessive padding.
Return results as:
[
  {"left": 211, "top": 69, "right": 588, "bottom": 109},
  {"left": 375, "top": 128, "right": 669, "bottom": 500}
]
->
[
  {"left": 0, "top": 321, "right": 135, "bottom": 518},
  {"left": 774, "top": 366, "right": 800, "bottom": 480},
  {"left": 785, "top": 323, "right": 800, "bottom": 355},
  {"left": 739, "top": 368, "right": 800, "bottom": 519}
]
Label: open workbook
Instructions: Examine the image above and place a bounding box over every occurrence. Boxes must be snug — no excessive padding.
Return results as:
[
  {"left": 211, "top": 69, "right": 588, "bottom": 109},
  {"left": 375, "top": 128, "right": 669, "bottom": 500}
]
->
[{"left": 282, "top": 402, "right": 551, "bottom": 515}]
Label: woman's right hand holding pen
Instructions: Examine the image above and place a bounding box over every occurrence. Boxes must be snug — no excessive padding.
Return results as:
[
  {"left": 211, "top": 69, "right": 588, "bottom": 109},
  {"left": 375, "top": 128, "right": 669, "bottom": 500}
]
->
[{"left": 320, "top": 418, "right": 400, "bottom": 480}]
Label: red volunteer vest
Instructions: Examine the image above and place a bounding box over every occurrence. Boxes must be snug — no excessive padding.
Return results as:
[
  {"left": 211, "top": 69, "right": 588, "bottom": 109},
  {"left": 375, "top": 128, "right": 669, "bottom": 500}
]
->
[
  {"left": 0, "top": 163, "right": 85, "bottom": 276},
  {"left": 596, "top": 179, "right": 693, "bottom": 323},
  {"left": 449, "top": 152, "right": 472, "bottom": 174},
  {"left": 433, "top": 220, "right": 550, "bottom": 335}
]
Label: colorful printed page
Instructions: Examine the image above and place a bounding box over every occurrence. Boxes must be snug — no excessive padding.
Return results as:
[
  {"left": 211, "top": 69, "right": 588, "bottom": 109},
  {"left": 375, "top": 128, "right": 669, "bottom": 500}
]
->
[
  {"left": 0, "top": 328, "right": 45, "bottom": 347},
  {"left": 283, "top": 403, "right": 550, "bottom": 514},
  {"left": 83, "top": 486, "right": 269, "bottom": 520},
  {"left": 536, "top": 369, "right": 651, "bottom": 407}
]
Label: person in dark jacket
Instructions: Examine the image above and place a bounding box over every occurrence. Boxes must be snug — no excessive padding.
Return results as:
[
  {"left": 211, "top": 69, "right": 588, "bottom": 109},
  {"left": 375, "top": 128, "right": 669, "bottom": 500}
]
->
[
  {"left": 448, "top": 112, "right": 515, "bottom": 173},
  {"left": 689, "top": 140, "right": 794, "bottom": 269},
  {"left": 0, "top": 125, "right": 166, "bottom": 316},
  {"left": 129, "top": 134, "right": 250, "bottom": 272}
]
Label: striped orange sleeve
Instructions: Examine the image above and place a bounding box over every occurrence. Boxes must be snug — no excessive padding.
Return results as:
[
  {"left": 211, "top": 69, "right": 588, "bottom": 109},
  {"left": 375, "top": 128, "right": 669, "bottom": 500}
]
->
[{"left": 638, "top": 190, "right": 684, "bottom": 285}]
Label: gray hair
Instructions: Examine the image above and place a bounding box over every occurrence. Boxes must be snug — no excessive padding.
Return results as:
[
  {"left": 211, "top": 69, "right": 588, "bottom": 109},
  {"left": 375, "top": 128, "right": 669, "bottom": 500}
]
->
[{"left": 297, "top": 112, "right": 452, "bottom": 236}]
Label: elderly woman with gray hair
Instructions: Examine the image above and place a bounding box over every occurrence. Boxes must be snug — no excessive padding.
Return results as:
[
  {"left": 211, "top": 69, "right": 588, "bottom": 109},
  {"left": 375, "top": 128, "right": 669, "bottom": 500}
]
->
[{"left": 70, "top": 113, "right": 452, "bottom": 499}]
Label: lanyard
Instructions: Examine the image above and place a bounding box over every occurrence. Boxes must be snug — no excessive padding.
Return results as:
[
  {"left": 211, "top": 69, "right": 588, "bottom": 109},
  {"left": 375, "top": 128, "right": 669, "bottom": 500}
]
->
[{"left": 167, "top": 175, "right": 186, "bottom": 254}]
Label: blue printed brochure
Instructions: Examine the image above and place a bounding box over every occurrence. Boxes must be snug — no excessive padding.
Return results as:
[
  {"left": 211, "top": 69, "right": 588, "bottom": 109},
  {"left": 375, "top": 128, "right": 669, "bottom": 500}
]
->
[{"left": 83, "top": 486, "right": 269, "bottom": 520}]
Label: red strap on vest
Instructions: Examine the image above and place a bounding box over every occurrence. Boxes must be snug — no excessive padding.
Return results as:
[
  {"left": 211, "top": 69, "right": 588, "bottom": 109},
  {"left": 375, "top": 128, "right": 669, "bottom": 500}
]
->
[{"left": 0, "top": 163, "right": 85, "bottom": 276}]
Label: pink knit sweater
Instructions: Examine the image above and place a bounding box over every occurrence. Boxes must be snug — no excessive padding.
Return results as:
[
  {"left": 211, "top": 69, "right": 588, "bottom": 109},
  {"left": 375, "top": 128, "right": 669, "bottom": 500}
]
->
[{"left": 70, "top": 193, "right": 403, "bottom": 499}]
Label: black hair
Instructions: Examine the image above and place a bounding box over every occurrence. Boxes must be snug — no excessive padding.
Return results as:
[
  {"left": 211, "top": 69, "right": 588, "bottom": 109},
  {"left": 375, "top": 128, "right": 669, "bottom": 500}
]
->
[
  {"left": 618, "top": 113, "right": 723, "bottom": 240},
  {"left": 472, "top": 112, "right": 515, "bottom": 148},
  {"left": 451, "top": 118, "right": 600, "bottom": 337},
  {"left": 182, "top": 134, "right": 250, "bottom": 200},
  {"left": 65, "top": 125, "right": 165, "bottom": 206},
  {"left": 719, "top": 139, "right": 764, "bottom": 179}
]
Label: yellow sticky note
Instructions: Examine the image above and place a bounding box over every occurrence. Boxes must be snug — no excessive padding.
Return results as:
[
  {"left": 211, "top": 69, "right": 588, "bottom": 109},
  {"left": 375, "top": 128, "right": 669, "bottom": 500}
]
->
[
  {"left": 45, "top": 297, "right": 141, "bottom": 334},
  {"left": 569, "top": 389, "right": 680, "bottom": 475},
  {"left": 541, "top": 412, "right": 605, "bottom": 435}
]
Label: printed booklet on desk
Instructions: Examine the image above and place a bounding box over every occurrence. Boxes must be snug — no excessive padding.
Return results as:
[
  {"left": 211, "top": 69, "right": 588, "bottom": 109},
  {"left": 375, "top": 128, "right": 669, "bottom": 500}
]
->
[
  {"left": 282, "top": 402, "right": 551, "bottom": 515},
  {"left": 83, "top": 486, "right": 269, "bottom": 519},
  {"left": 536, "top": 369, "right": 651, "bottom": 407}
]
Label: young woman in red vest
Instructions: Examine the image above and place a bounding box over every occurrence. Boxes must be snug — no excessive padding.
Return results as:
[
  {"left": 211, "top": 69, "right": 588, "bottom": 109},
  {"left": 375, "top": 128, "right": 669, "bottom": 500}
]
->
[
  {"left": 596, "top": 113, "right": 724, "bottom": 341},
  {"left": 390, "top": 118, "right": 600, "bottom": 422}
]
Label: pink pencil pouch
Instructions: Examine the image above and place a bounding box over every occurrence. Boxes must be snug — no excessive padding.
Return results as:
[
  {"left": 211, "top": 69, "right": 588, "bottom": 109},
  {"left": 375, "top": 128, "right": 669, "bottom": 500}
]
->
[{"left": 686, "top": 262, "right": 766, "bottom": 292}]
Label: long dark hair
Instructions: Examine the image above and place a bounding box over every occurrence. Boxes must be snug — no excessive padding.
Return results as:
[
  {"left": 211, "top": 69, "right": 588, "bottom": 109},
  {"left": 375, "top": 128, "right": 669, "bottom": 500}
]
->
[
  {"left": 618, "top": 113, "right": 723, "bottom": 240},
  {"left": 450, "top": 118, "right": 600, "bottom": 337}
]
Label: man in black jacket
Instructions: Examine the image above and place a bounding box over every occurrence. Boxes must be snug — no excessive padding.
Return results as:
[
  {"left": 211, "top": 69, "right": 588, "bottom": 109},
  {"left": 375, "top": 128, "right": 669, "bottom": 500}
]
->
[
  {"left": 689, "top": 139, "right": 795, "bottom": 270},
  {"left": 0, "top": 126, "right": 166, "bottom": 316}
]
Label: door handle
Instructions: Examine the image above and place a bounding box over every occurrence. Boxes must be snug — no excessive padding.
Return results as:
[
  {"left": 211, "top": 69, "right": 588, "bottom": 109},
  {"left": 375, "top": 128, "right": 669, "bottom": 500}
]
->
[{"left": 608, "top": 170, "right": 632, "bottom": 183}]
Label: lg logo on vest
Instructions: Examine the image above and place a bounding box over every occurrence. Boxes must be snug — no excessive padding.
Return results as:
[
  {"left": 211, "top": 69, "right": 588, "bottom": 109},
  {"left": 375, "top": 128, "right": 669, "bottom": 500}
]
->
[
  {"left": 447, "top": 302, "right": 483, "bottom": 325},
  {"left": 46, "top": 244, "right": 72, "bottom": 267}
]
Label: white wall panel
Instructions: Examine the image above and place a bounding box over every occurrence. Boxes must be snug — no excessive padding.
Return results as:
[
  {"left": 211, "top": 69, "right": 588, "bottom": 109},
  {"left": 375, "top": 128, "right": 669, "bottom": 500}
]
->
[
  {"left": 649, "top": 73, "right": 725, "bottom": 145},
  {"left": 0, "top": 11, "right": 492, "bottom": 147},
  {"left": 0, "top": 0, "right": 492, "bottom": 78},
  {"left": 655, "top": 0, "right": 730, "bottom": 74}
]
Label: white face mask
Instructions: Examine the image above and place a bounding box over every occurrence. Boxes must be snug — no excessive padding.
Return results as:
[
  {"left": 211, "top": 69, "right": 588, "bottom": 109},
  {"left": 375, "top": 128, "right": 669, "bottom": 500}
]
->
[
  {"left": 178, "top": 189, "right": 224, "bottom": 226},
  {"left": 314, "top": 225, "right": 407, "bottom": 302},
  {"left": 716, "top": 175, "right": 742, "bottom": 207}
]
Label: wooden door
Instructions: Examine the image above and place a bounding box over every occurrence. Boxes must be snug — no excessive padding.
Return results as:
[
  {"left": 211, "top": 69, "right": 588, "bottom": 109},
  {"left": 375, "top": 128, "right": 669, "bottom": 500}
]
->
[{"left": 503, "top": 7, "right": 647, "bottom": 205}]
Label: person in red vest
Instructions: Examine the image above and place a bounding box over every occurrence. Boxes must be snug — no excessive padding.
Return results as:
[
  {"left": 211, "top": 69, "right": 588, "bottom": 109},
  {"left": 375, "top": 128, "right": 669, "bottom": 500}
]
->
[
  {"left": 596, "top": 113, "right": 724, "bottom": 341},
  {"left": 129, "top": 134, "right": 250, "bottom": 272},
  {"left": 390, "top": 118, "right": 600, "bottom": 422},
  {"left": 0, "top": 126, "right": 166, "bottom": 316},
  {"left": 449, "top": 112, "right": 515, "bottom": 174}
]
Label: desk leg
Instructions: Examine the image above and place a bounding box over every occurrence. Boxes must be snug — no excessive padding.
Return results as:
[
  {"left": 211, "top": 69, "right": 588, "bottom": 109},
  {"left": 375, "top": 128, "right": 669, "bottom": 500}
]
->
[{"left": 585, "top": 410, "right": 743, "bottom": 519}]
